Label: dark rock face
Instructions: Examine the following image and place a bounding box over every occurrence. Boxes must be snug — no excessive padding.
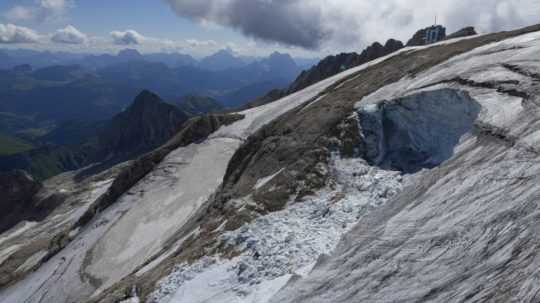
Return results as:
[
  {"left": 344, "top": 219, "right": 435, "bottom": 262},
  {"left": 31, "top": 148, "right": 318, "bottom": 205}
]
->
[
  {"left": 97, "top": 90, "right": 190, "bottom": 161},
  {"left": 446, "top": 26, "right": 477, "bottom": 40},
  {"left": 288, "top": 39, "right": 404, "bottom": 94},
  {"left": 0, "top": 170, "right": 43, "bottom": 233}
]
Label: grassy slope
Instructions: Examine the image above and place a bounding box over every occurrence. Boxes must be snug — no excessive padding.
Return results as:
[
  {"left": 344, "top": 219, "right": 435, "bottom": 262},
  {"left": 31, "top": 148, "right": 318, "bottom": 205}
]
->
[{"left": 0, "top": 133, "right": 33, "bottom": 155}]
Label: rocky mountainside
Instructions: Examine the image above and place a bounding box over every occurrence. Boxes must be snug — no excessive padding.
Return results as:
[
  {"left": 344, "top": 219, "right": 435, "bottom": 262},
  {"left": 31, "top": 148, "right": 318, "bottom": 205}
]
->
[
  {"left": 97, "top": 90, "right": 190, "bottom": 161},
  {"left": 0, "top": 90, "right": 216, "bottom": 180},
  {"left": 1, "top": 23, "right": 540, "bottom": 303},
  {"left": 173, "top": 95, "right": 224, "bottom": 115},
  {"left": 0, "top": 171, "right": 43, "bottom": 233},
  {"left": 246, "top": 39, "right": 404, "bottom": 109}
]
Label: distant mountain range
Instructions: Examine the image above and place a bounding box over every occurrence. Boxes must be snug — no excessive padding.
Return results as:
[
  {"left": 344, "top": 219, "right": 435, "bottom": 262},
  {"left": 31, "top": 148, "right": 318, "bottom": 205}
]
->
[
  {"left": 0, "top": 47, "right": 317, "bottom": 71},
  {"left": 0, "top": 49, "right": 303, "bottom": 147},
  {"left": 0, "top": 90, "right": 223, "bottom": 180}
]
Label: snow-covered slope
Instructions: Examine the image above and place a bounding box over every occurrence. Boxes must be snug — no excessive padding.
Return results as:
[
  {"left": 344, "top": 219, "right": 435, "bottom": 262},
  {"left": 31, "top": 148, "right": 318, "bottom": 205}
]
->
[{"left": 271, "top": 30, "right": 540, "bottom": 303}]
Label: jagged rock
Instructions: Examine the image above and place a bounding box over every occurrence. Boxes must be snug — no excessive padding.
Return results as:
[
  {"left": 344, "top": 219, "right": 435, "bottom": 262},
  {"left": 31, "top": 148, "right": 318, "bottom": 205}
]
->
[
  {"left": 0, "top": 170, "right": 43, "bottom": 233},
  {"left": 244, "top": 39, "right": 404, "bottom": 109},
  {"left": 287, "top": 39, "right": 404, "bottom": 94},
  {"left": 407, "top": 25, "right": 447, "bottom": 46},
  {"left": 446, "top": 26, "right": 477, "bottom": 40}
]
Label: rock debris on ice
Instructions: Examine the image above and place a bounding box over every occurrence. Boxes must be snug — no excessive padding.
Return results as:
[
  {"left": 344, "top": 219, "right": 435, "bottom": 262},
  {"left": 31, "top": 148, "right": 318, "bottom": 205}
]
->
[{"left": 150, "top": 154, "right": 403, "bottom": 303}]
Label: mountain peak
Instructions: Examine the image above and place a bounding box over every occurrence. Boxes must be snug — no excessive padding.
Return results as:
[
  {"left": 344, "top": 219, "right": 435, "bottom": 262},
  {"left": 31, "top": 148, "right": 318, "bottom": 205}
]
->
[
  {"left": 118, "top": 48, "right": 143, "bottom": 60},
  {"left": 131, "top": 90, "right": 166, "bottom": 111},
  {"left": 200, "top": 48, "right": 245, "bottom": 71},
  {"left": 99, "top": 90, "right": 189, "bottom": 159}
]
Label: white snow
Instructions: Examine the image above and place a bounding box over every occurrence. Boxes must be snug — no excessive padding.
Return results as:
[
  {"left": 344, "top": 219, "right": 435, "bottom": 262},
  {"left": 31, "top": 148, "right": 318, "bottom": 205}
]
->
[
  {"left": 15, "top": 250, "right": 48, "bottom": 273},
  {"left": 299, "top": 94, "right": 327, "bottom": 112},
  {"left": 0, "top": 221, "right": 37, "bottom": 246},
  {"left": 0, "top": 244, "right": 22, "bottom": 266},
  {"left": 119, "top": 287, "right": 140, "bottom": 303},
  {"left": 254, "top": 168, "right": 284, "bottom": 190},
  {"left": 151, "top": 155, "right": 403, "bottom": 303}
]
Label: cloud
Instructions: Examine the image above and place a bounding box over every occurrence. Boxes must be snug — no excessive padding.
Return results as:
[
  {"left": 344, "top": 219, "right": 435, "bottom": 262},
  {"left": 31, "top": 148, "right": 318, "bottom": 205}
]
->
[
  {"left": 110, "top": 30, "right": 145, "bottom": 45},
  {"left": 0, "top": 23, "right": 40, "bottom": 44},
  {"left": 51, "top": 25, "right": 87, "bottom": 44},
  {"left": 165, "top": 0, "right": 327, "bottom": 49},
  {"left": 186, "top": 39, "right": 218, "bottom": 48},
  {"left": 4, "top": 0, "right": 73, "bottom": 23},
  {"left": 164, "top": 0, "right": 540, "bottom": 50}
]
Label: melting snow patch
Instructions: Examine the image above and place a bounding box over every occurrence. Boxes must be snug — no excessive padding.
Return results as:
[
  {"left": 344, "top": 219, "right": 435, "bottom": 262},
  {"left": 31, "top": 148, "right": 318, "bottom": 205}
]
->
[
  {"left": 0, "top": 221, "right": 37, "bottom": 246},
  {"left": 254, "top": 168, "right": 284, "bottom": 190},
  {"left": 151, "top": 155, "right": 403, "bottom": 303}
]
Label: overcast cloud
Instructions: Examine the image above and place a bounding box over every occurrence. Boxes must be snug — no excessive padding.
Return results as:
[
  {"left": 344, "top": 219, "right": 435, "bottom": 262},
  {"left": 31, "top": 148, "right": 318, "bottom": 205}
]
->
[{"left": 165, "top": 0, "right": 540, "bottom": 50}]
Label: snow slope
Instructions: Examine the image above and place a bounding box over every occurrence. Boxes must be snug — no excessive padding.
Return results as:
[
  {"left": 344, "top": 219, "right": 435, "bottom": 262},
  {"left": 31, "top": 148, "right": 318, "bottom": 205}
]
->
[{"left": 271, "top": 30, "right": 540, "bottom": 303}]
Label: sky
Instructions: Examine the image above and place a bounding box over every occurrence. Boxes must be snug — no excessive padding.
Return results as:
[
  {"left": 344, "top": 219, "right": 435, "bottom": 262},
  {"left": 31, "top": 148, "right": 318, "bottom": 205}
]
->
[{"left": 0, "top": 0, "right": 539, "bottom": 58}]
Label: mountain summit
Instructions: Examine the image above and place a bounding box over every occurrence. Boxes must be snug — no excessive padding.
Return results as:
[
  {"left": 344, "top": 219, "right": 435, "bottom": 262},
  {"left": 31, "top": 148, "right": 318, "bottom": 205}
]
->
[{"left": 98, "top": 90, "right": 190, "bottom": 160}]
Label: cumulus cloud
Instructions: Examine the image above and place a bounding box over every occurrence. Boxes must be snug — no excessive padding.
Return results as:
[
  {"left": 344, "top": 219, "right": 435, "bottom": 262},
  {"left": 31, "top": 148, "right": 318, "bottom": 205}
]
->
[
  {"left": 0, "top": 23, "right": 40, "bottom": 44},
  {"left": 164, "top": 0, "right": 540, "bottom": 50},
  {"left": 4, "top": 0, "right": 73, "bottom": 23},
  {"left": 51, "top": 25, "right": 87, "bottom": 44},
  {"left": 110, "top": 30, "right": 145, "bottom": 45}
]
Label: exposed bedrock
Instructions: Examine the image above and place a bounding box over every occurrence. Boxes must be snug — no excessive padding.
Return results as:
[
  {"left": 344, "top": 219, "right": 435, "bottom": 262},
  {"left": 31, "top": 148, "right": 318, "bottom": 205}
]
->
[
  {"left": 0, "top": 170, "right": 65, "bottom": 234},
  {"left": 357, "top": 89, "right": 481, "bottom": 173}
]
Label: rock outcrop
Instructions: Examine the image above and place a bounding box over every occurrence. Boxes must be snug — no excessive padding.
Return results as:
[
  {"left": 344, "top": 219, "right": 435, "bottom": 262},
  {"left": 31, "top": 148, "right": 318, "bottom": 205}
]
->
[
  {"left": 288, "top": 39, "right": 405, "bottom": 95},
  {"left": 0, "top": 170, "right": 43, "bottom": 233},
  {"left": 446, "top": 26, "right": 477, "bottom": 40},
  {"left": 407, "top": 25, "right": 447, "bottom": 46}
]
